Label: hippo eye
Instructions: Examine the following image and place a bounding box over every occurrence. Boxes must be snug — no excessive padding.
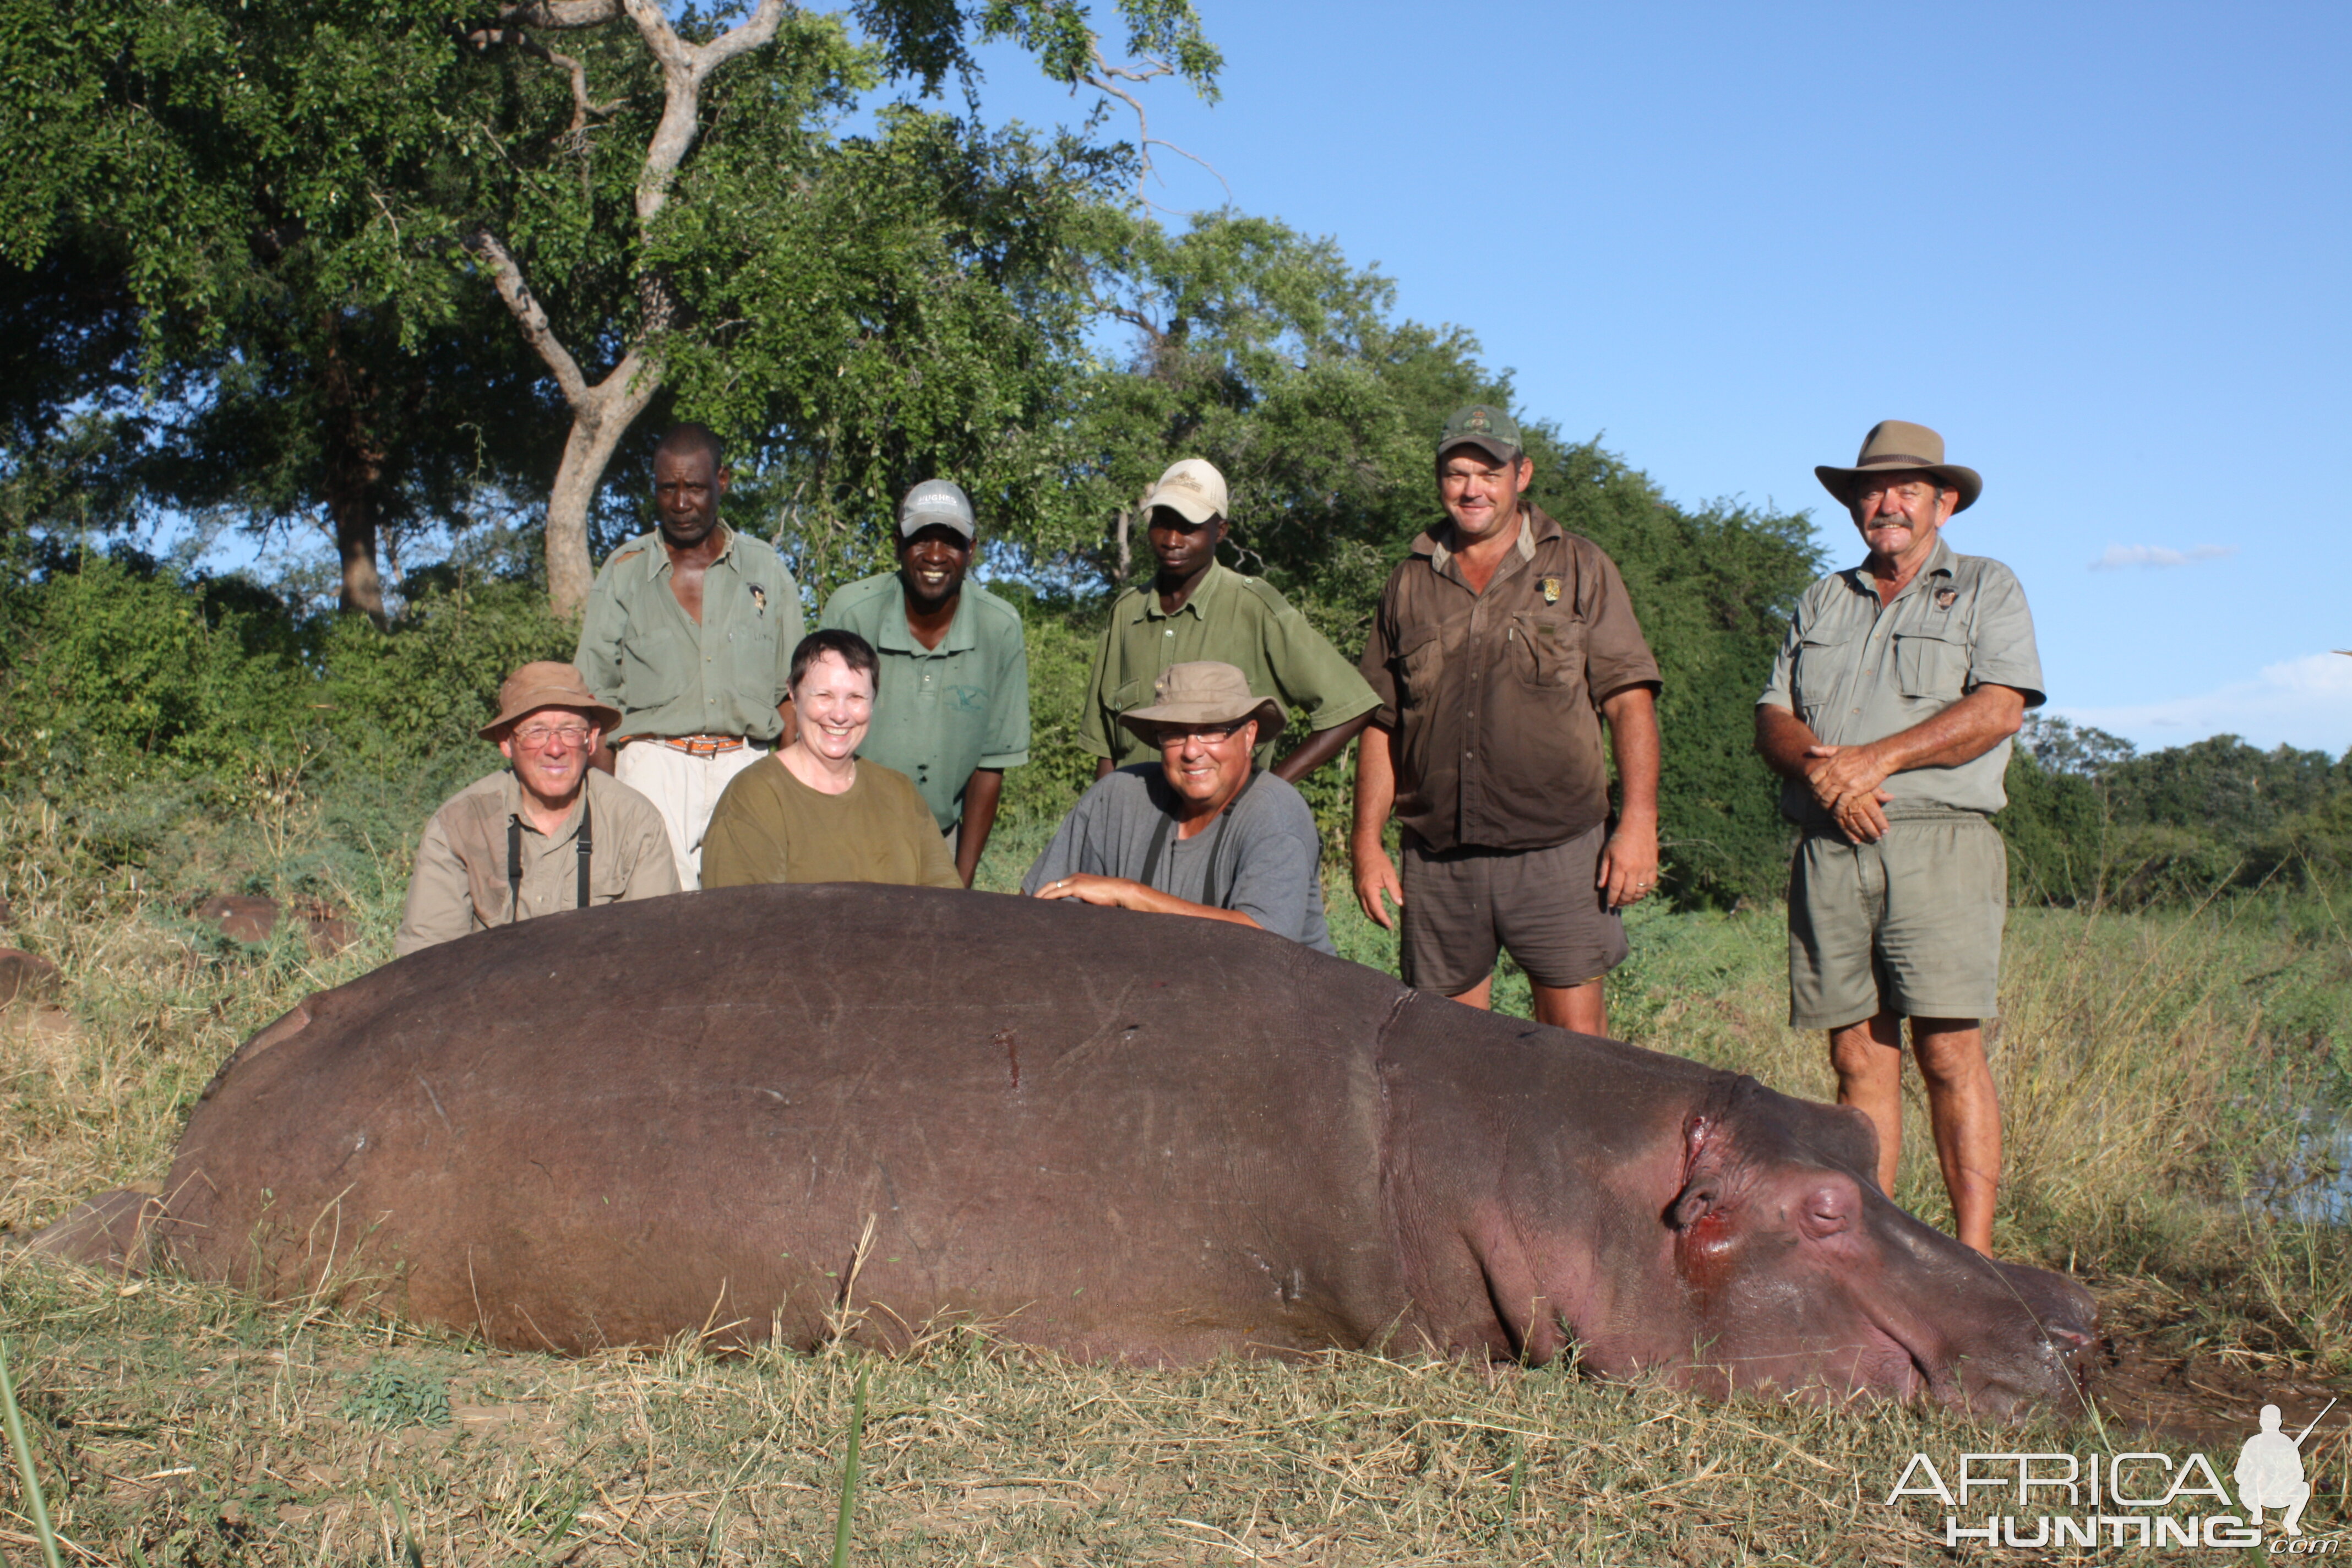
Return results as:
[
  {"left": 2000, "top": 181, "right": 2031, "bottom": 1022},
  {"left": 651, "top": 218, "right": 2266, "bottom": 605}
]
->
[{"left": 1669, "top": 1183, "right": 1719, "bottom": 1229}]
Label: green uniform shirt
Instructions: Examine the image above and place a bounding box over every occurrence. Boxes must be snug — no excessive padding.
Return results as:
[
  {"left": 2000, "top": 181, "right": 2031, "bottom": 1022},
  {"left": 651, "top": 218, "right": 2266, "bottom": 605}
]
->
[
  {"left": 818, "top": 575, "right": 1031, "bottom": 831},
  {"left": 1079, "top": 563, "right": 1380, "bottom": 770},
  {"left": 575, "top": 526, "right": 806, "bottom": 743},
  {"left": 1758, "top": 537, "right": 2044, "bottom": 820}
]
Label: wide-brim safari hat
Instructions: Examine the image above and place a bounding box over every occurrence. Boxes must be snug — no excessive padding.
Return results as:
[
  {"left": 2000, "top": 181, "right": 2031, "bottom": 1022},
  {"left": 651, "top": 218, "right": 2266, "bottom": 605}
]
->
[
  {"left": 478, "top": 661, "right": 620, "bottom": 739},
  {"left": 1815, "top": 420, "right": 1981, "bottom": 513},
  {"left": 1117, "top": 661, "right": 1285, "bottom": 741}
]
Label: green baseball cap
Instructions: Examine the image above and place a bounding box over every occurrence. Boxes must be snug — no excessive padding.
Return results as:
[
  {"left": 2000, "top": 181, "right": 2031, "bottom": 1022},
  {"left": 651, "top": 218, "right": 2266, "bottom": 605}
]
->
[{"left": 1436, "top": 404, "right": 1522, "bottom": 462}]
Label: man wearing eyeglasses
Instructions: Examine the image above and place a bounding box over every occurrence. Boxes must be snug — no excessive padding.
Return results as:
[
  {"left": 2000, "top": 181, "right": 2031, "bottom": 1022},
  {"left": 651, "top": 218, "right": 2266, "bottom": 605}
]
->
[
  {"left": 396, "top": 662, "right": 679, "bottom": 956},
  {"left": 1353, "top": 405, "right": 1663, "bottom": 1037},
  {"left": 1025, "top": 661, "right": 1335, "bottom": 954}
]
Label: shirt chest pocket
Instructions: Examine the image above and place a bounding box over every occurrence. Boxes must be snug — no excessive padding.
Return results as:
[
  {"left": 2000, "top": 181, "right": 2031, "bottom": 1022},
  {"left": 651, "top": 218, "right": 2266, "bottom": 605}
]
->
[
  {"left": 1508, "top": 615, "right": 1586, "bottom": 690},
  {"left": 1893, "top": 630, "right": 1967, "bottom": 701},
  {"left": 1792, "top": 631, "right": 1855, "bottom": 717},
  {"left": 1397, "top": 628, "right": 1447, "bottom": 709}
]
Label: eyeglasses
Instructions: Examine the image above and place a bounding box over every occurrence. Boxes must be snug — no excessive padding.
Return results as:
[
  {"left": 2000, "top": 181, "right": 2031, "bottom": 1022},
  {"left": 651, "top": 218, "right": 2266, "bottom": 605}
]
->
[
  {"left": 1153, "top": 722, "right": 1246, "bottom": 748},
  {"left": 513, "top": 723, "right": 595, "bottom": 750}
]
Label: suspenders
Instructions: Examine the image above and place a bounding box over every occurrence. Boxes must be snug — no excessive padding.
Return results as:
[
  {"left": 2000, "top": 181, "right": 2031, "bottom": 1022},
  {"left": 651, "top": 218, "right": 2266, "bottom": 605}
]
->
[{"left": 507, "top": 796, "right": 594, "bottom": 924}]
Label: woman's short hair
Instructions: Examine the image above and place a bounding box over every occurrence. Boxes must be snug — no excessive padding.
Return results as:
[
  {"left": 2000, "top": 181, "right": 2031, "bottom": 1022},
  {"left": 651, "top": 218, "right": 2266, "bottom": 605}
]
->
[{"left": 789, "top": 628, "right": 880, "bottom": 693}]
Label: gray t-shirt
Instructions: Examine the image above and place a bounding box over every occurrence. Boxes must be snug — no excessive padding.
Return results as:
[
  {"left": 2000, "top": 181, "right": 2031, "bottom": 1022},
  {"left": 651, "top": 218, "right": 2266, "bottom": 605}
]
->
[
  {"left": 1757, "top": 538, "right": 2043, "bottom": 820},
  {"left": 1021, "top": 765, "right": 1336, "bottom": 954}
]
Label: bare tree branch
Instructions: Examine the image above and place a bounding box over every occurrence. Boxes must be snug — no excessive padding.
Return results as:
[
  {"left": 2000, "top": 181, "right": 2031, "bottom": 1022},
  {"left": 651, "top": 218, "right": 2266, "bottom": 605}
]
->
[
  {"left": 494, "top": 0, "right": 622, "bottom": 27},
  {"left": 464, "top": 26, "right": 625, "bottom": 132},
  {"left": 461, "top": 227, "right": 592, "bottom": 405},
  {"left": 1079, "top": 43, "right": 1228, "bottom": 213},
  {"left": 619, "top": 0, "right": 790, "bottom": 225}
]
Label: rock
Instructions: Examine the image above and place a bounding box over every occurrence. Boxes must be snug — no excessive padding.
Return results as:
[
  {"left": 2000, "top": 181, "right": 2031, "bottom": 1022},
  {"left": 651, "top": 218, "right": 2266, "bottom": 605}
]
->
[
  {"left": 0, "top": 948, "right": 61, "bottom": 1005},
  {"left": 195, "top": 895, "right": 280, "bottom": 945}
]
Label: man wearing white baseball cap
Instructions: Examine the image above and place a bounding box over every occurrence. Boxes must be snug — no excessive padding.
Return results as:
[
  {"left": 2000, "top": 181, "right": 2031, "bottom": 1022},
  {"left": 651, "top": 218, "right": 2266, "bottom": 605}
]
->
[{"left": 1079, "top": 457, "right": 1378, "bottom": 785}]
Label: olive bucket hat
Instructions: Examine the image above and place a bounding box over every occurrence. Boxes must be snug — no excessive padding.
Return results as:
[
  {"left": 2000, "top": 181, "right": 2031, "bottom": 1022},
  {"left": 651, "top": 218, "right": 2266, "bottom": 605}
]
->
[
  {"left": 478, "top": 661, "right": 621, "bottom": 740},
  {"left": 1815, "top": 420, "right": 1981, "bottom": 512},
  {"left": 1116, "top": 661, "right": 1285, "bottom": 743}
]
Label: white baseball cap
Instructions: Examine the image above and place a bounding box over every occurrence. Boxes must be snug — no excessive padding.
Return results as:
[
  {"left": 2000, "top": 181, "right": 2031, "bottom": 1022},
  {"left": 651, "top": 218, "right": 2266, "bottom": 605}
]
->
[
  {"left": 1140, "top": 458, "right": 1228, "bottom": 526},
  {"left": 898, "top": 478, "right": 976, "bottom": 540}
]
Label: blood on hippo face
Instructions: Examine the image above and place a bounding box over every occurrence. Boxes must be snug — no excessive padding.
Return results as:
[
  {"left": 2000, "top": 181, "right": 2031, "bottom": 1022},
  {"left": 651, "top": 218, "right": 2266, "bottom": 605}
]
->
[{"left": 1659, "top": 1080, "right": 2095, "bottom": 1417}]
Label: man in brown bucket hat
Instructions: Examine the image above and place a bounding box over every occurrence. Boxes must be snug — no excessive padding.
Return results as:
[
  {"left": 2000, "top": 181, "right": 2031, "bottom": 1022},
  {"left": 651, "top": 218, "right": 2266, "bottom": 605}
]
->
[
  {"left": 1755, "top": 421, "right": 2044, "bottom": 1255},
  {"left": 1023, "top": 661, "right": 1335, "bottom": 953},
  {"left": 395, "top": 662, "right": 680, "bottom": 956}
]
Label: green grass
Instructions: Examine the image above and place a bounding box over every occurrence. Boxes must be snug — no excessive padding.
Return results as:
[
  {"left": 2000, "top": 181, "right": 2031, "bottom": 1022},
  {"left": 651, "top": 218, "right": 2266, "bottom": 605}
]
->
[{"left": 0, "top": 782, "right": 2348, "bottom": 1562}]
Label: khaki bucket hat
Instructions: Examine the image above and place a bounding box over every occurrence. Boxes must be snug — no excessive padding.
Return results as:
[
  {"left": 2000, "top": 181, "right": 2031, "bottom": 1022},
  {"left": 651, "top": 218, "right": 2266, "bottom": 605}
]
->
[
  {"left": 478, "top": 661, "right": 621, "bottom": 739},
  {"left": 1815, "top": 420, "right": 1981, "bottom": 512},
  {"left": 1140, "top": 458, "right": 1229, "bottom": 526},
  {"left": 1117, "top": 661, "right": 1285, "bottom": 741}
]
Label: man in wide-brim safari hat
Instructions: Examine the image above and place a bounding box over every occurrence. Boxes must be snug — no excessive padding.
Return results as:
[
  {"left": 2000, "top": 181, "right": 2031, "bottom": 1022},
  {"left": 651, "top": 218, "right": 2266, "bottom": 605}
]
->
[
  {"left": 1754, "top": 421, "right": 2045, "bottom": 1257},
  {"left": 396, "top": 662, "right": 680, "bottom": 955},
  {"left": 1023, "top": 661, "right": 1336, "bottom": 954}
]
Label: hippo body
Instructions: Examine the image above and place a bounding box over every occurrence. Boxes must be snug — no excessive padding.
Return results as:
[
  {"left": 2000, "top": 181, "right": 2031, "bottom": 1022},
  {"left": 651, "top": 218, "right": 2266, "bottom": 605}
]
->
[{"left": 78, "top": 885, "right": 2092, "bottom": 1414}]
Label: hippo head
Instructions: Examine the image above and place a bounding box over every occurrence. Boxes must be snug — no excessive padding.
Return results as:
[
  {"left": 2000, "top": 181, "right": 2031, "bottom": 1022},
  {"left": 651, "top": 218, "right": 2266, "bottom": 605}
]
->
[{"left": 1657, "top": 1075, "right": 2095, "bottom": 1417}]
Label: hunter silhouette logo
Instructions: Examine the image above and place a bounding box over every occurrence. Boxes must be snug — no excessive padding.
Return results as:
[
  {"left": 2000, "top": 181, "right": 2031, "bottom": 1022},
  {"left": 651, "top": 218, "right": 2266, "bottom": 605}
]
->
[{"left": 2238, "top": 1400, "right": 2332, "bottom": 1537}]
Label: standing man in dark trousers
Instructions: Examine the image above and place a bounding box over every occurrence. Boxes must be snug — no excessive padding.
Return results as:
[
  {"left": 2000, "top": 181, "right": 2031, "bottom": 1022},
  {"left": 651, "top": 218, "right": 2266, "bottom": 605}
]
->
[
  {"left": 575, "top": 423, "right": 804, "bottom": 888},
  {"left": 1353, "top": 405, "right": 1663, "bottom": 1037},
  {"left": 820, "top": 480, "right": 1030, "bottom": 886},
  {"left": 1080, "top": 458, "right": 1379, "bottom": 784},
  {"left": 1755, "top": 421, "right": 2043, "bottom": 1256}
]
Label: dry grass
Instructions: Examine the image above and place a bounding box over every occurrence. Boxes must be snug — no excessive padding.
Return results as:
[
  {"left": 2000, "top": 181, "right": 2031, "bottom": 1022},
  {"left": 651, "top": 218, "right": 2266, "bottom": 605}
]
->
[{"left": 0, "top": 797, "right": 2347, "bottom": 1562}]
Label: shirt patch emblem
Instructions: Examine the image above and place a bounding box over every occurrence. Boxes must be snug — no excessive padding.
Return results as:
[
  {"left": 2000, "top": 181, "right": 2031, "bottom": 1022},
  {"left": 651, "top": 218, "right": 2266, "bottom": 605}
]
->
[
  {"left": 1934, "top": 588, "right": 1958, "bottom": 609},
  {"left": 1540, "top": 576, "right": 1561, "bottom": 605},
  {"left": 749, "top": 585, "right": 767, "bottom": 613}
]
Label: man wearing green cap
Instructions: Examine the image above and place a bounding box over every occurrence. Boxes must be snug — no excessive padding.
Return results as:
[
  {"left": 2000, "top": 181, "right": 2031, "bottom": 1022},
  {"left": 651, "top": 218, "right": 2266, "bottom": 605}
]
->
[
  {"left": 1353, "top": 405, "right": 1663, "bottom": 1038},
  {"left": 1080, "top": 458, "right": 1379, "bottom": 782},
  {"left": 819, "top": 478, "right": 1030, "bottom": 885},
  {"left": 1755, "top": 420, "right": 2043, "bottom": 1257}
]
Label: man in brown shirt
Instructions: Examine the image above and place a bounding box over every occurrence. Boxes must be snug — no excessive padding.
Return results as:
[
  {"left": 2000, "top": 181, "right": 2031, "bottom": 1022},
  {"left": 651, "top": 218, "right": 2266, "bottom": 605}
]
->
[{"left": 1352, "top": 405, "right": 1662, "bottom": 1036}]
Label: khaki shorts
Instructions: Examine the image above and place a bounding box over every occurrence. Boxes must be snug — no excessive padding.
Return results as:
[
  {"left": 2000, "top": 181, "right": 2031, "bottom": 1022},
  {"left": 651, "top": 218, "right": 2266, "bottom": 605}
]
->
[
  {"left": 1400, "top": 823, "right": 1629, "bottom": 995},
  {"left": 1788, "top": 809, "right": 2007, "bottom": 1030}
]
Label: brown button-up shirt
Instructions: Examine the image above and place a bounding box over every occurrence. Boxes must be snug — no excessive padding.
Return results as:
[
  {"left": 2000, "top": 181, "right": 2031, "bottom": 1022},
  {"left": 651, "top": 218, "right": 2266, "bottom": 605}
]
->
[{"left": 1359, "top": 504, "right": 1660, "bottom": 853}]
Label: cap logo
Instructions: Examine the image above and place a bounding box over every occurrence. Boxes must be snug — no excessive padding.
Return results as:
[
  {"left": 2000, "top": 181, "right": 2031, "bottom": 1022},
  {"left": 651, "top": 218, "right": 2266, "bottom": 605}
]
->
[{"left": 1162, "top": 473, "right": 1201, "bottom": 492}]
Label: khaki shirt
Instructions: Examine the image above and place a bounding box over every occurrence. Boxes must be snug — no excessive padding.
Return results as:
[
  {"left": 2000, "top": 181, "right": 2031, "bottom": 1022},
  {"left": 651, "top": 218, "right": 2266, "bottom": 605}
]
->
[
  {"left": 1359, "top": 504, "right": 1660, "bottom": 854},
  {"left": 1079, "top": 563, "right": 1380, "bottom": 770},
  {"left": 1758, "top": 537, "right": 2044, "bottom": 820},
  {"left": 818, "top": 575, "right": 1030, "bottom": 831},
  {"left": 395, "top": 768, "right": 679, "bottom": 956},
  {"left": 574, "top": 526, "right": 805, "bottom": 742},
  {"left": 699, "top": 757, "right": 961, "bottom": 890}
]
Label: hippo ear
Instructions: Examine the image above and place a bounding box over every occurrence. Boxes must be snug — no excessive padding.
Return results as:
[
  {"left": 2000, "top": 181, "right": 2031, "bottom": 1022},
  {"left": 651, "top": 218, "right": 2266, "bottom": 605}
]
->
[{"left": 1669, "top": 1179, "right": 1721, "bottom": 1229}]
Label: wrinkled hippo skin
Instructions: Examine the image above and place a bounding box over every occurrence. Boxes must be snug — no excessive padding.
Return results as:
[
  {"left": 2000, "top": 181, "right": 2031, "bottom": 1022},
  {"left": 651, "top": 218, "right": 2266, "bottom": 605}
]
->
[{"left": 55, "top": 884, "right": 2093, "bottom": 1417}]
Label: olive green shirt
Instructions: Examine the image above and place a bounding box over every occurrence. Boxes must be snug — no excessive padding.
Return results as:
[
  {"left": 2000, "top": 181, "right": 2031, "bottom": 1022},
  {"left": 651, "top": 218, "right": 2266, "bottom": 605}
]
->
[
  {"left": 574, "top": 526, "right": 806, "bottom": 743},
  {"left": 818, "top": 575, "right": 1031, "bottom": 831},
  {"left": 700, "top": 756, "right": 961, "bottom": 890},
  {"left": 1758, "top": 537, "right": 2044, "bottom": 821},
  {"left": 395, "top": 767, "right": 679, "bottom": 956},
  {"left": 1079, "top": 563, "right": 1380, "bottom": 770}
]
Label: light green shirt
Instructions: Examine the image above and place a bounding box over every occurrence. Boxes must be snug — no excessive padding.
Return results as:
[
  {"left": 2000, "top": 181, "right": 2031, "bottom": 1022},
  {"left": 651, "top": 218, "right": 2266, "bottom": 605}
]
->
[
  {"left": 574, "top": 526, "right": 805, "bottom": 743},
  {"left": 1079, "top": 563, "right": 1380, "bottom": 770},
  {"left": 1758, "top": 537, "right": 2044, "bottom": 819},
  {"left": 818, "top": 574, "right": 1031, "bottom": 831}
]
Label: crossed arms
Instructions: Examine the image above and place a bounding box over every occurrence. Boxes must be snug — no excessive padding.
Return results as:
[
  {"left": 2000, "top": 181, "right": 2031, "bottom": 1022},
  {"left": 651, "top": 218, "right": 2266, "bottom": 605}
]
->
[{"left": 1754, "top": 685, "right": 2027, "bottom": 843}]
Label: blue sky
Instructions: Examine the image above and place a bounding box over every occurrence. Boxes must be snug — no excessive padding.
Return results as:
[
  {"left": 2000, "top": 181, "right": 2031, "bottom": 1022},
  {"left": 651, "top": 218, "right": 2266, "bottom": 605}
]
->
[{"left": 957, "top": 1, "right": 2351, "bottom": 756}]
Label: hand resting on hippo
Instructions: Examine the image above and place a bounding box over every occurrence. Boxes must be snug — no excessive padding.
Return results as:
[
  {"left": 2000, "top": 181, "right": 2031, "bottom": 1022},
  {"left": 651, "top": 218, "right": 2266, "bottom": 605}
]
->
[{"left": 30, "top": 883, "right": 2095, "bottom": 1419}]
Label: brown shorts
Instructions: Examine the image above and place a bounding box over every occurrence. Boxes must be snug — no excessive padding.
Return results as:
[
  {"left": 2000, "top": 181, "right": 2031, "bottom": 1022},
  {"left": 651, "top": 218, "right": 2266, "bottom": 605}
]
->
[{"left": 1399, "top": 823, "right": 1629, "bottom": 995}]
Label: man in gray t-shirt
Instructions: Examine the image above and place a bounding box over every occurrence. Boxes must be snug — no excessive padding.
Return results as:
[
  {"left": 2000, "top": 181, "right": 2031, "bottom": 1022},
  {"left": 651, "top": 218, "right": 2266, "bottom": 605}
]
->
[{"left": 1026, "top": 662, "right": 1334, "bottom": 954}]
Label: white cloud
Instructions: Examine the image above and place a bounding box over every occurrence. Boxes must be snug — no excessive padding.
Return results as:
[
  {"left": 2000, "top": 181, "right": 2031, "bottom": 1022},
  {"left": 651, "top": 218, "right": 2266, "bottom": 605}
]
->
[
  {"left": 2055, "top": 652, "right": 2352, "bottom": 754},
  {"left": 2088, "top": 543, "right": 2238, "bottom": 570}
]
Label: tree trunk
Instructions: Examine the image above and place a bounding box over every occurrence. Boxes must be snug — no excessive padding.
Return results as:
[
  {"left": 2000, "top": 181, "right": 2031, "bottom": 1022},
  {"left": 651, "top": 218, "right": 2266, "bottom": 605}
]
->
[
  {"left": 544, "top": 376, "right": 660, "bottom": 619},
  {"left": 319, "top": 314, "right": 390, "bottom": 627},
  {"left": 1112, "top": 505, "right": 1132, "bottom": 586}
]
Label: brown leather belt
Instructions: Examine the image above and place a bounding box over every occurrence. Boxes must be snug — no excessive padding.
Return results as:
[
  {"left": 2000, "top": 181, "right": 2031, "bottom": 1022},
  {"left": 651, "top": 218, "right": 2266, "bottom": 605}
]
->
[{"left": 650, "top": 734, "right": 750, "bottom": 757}]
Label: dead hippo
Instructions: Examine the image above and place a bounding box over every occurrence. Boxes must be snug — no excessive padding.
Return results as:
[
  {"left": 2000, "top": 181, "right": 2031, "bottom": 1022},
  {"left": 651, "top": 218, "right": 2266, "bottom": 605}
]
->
[{"left": 38, "top": 883, "right": 2093, "bottom": 1417}]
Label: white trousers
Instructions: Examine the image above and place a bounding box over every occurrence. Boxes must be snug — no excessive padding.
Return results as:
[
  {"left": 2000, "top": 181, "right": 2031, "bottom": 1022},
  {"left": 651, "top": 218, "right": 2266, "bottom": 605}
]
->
[{"left": 615, "top": 741, "right": 768, "bottom": 890}]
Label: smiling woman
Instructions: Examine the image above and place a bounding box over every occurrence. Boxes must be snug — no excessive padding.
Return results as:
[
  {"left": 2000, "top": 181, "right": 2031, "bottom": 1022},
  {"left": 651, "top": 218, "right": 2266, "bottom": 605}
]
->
[{"left": 697, "top": 631, "right": 962, "bottom": 890}]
